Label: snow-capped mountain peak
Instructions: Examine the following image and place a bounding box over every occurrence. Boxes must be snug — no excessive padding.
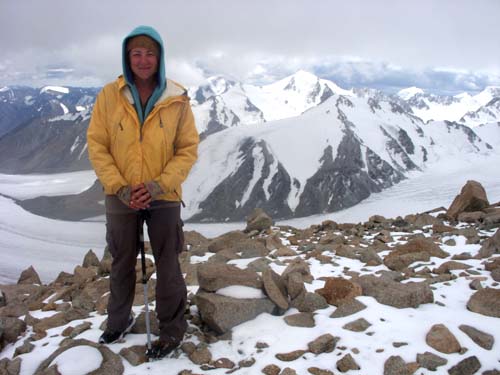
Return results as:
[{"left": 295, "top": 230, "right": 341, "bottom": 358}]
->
[
  {"left": 474, "top": 86, "right": 500, "bottom": 107},
  {"left": 397, "top": 86, "right": 425, "bottom": 100},
  {"left": 207, "top": 76, "right": 237, "bottom": 96}
]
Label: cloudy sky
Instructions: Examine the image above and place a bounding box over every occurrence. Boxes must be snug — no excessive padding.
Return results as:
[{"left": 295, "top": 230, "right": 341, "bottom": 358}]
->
[{"left": 1, "top": 0, "right": 499, "bottom": 93}]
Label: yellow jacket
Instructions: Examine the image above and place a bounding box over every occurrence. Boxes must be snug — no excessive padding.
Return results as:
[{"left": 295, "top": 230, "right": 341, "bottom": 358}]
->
[{"left": 87, "top": 76, "right": 199, "bottom": 202}]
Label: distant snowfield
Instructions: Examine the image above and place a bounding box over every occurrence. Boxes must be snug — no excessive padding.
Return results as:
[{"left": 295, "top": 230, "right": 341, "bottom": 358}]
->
[
  {"left": 0, "top": 153, "right": 499, "bottom": 284},
  {"left": 0, "top": 170, "right": 96, "bottom": 199}
]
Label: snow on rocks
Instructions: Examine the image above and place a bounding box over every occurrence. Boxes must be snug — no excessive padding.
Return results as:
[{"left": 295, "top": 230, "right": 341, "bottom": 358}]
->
[{"left": 0, "top": 180, "right": 499, "bottom": 374}]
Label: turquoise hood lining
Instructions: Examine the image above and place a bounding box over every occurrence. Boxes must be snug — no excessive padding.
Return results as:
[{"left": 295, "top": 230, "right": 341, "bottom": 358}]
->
[{"left": 122, "top": 25, "right": 166, "bottom": 124}]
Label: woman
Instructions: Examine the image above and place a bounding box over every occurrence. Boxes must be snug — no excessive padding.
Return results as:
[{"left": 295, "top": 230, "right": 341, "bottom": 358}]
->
[{"left": 87, "top": 25, "right": 199, "bottom": 359}]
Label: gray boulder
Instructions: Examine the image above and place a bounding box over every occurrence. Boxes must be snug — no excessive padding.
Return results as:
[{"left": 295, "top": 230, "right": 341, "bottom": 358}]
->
[
  {"left": 416, "top": 351, "right": 447, "bottom": 371},
  {"left": 82, "top": 249, "right": 100, "bottom": 268},
  {"left": 17, "top": 266, "right": 42, "bottom": 285},
  {"left": 425, "top": 324, "right": 461, "bottom": 354},
  {"left": 357, "top": 275, "right": 433, "bottom": 308},
  {"left": 446, "top": 180, "right": 489, "bottom": 220},
  {"left": 467, "top": 288, "right": 500, "bottom": 317},
  {"left": 459, "top": 324, "right": 494, "bottom": 350},
  {"left": 245, "top": 208, "right": 273, "bottom": 232},
  {"left": 477, "top": 228, "right": 500, "bottom": 258},
  {"left": 208, "top": 231, "right": 247, "bottom": 253},
  {"left": 262, "top": 268, "right": 288, "bottom": 310},
  {"left": 197, "top": 263, "right": 262, "bottom": 292},
  {"left": 448, "top": 356, "right": 481, "bottom": 375},
  {"left": 194, "top": 291, "right": 276, "bottom": 334}
]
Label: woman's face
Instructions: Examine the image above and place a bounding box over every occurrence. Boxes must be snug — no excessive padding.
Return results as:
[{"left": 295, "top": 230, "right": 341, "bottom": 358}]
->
[{"left": 129, "top": 47, "right": 158, "bottom": 82}]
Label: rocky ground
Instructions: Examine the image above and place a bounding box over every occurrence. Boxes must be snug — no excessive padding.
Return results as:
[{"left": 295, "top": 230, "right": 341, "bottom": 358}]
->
[{"left": 1, "top": 180, "right": 499, "bottom": 375}]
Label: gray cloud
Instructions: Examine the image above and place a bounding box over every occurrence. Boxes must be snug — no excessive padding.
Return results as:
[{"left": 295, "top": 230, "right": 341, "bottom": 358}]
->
[{"left": 1, "top": 0, "right": 499, "bottom": 92}]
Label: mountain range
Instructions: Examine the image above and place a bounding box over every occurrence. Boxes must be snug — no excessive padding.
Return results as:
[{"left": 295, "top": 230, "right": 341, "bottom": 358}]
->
[{"left": 0, "top": 71, "right": 499, "bottom": 221}]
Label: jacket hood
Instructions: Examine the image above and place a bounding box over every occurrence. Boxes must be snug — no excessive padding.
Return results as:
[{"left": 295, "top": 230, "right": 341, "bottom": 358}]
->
[
  {"left": 122, "top": 25, "right": 166, "bottom": 87},
  {"left": 122, "top": 25, "right": 167, "bottom": 123}
]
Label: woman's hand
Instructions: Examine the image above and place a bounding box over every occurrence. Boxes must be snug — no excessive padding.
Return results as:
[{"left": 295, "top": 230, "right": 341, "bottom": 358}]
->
[{"left": 129, "top": 183, "right": 152, "bottom": 210}]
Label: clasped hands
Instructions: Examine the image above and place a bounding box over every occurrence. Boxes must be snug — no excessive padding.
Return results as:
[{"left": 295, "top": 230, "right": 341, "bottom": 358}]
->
[{"left": 129, "top": 183, "right": 152, "bottom": 210}]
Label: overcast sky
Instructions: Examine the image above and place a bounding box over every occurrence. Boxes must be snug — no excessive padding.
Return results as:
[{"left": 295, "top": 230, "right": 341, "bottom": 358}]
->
[{"left": 1, "top": 0, "right": 499, "bottom": 93}]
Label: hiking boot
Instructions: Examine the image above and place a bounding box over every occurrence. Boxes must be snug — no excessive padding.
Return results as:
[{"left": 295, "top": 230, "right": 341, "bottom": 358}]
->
[
  {"left": 99, "top": 313, "right": 136, "bottom": 344},
  {"left": 147, "top": 339, "right": 180, "bottom": 359}
]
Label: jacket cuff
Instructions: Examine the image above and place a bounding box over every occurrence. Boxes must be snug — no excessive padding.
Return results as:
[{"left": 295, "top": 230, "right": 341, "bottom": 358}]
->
[
  {"left": 145, "top": 181, "right": 165, "bottom": 200},
  {"left": 116, "top": 185, "right": 131, "bottom": 206}
]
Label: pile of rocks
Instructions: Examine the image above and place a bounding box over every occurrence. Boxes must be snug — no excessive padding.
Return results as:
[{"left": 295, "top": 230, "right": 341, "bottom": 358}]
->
[{"left": 0, "top": 179, "right": 499, "bottom": 374}]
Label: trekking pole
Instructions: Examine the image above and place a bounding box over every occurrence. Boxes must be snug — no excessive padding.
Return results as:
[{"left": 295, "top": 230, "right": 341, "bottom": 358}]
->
[{"left": 138, "top": 210, "right": 153, "bottom": 356}]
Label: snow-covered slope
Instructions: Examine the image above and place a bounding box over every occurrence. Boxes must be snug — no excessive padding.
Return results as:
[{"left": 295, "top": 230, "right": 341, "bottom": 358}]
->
[
  {"left": 460, "top": 98, "right": 500, "bottom": 127},
  {"left": 182, "top": 93, "right": 492, "bottom": 221}
]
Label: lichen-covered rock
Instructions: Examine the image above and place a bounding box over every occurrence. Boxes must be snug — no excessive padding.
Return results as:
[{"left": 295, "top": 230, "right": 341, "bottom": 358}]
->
[{"left": 315, "top": 277, "right": 362, "bottom": 306}]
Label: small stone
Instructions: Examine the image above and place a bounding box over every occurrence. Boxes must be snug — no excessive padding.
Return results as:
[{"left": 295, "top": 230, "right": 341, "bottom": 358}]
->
[
  {"left": 447, "top": 356, "right": 481, "bottom": 375},
  {"left": 275, "top": 350, "right": 306, "bottom": 362},
  {"left": 342, "top": 318, "right": 371, "bottom": 332},
  {"left": 469, "top": 279, "right": 483, "bottom": 290},
  {"left": 290, "top": 291, "right": 328, "bottom": 312},
  {"left": 212, "top": 358, "right": 235, "bottom": 369},
  {"left": 459, "top": 324, "right": 494, "bottom": 350},
  {"left": 255, "top": 342, "right": 269, "bottom": 349},
  {"left": 14, "top": 340, "right": 35, "bottom": 356},
  {"left": 280, "top": 368, "right": 297, "bottom": 375},
  {"left": 383, "top": 355, "right": 413, "bottom": 375},
  {"left": 274, "top": 247, "right": 298, "bottom": 257},
  {"left": 238, "top": 357, "right": 256, "bottom": 367},
  {"left": 262, "top": 364, "right": 281, "bottom": 375},
  {"left": 392, "top": 342, "right": 408, "bottom": 348},
  {"left": 181, "top": 342, "right": 196, "bottom": 355},
  {"left": 336, "top": 353, "right": 360, "bottom": 372},
  {"left": 189, "top": 345, "right": 212, "bottom": 365},
  {"left": 416, "top": 351, "right": 447, "bottom": 371},
  {"left": 307, "top": 334, "right": 338, "bottom": 354},
  {"left": 119, "top": 345, "right": 147, "bottom": 366},
  {"left": 284, "top": 312, "right": 315, "bottom": 328},
  {"left": 330, "top": 299, "right": 367, "bottom": 318},
  {"left": 425, "top": 324, "right": 461, "bottom": 354},
  {"left": 308, "top": 367, "right": 334, "bottom": 375}
]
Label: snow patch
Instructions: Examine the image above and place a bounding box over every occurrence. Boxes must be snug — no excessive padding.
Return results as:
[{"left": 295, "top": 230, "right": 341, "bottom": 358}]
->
[{"left": 40, "top": 86, "right": 69, "bottom": 95}]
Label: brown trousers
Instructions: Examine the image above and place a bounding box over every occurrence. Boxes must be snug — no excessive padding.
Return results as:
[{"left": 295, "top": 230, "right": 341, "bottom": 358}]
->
[{"left": 105, "top": 196, "right": 187, "bottom": 343}]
